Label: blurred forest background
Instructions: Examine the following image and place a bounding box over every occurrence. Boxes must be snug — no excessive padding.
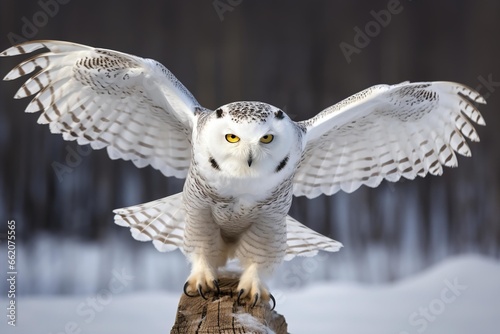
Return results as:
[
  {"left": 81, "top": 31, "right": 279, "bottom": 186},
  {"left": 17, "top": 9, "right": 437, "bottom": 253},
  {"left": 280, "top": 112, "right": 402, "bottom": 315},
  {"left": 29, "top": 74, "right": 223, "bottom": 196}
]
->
[{"left": 0, "top": 0, "right": 499, "bottom": 295}]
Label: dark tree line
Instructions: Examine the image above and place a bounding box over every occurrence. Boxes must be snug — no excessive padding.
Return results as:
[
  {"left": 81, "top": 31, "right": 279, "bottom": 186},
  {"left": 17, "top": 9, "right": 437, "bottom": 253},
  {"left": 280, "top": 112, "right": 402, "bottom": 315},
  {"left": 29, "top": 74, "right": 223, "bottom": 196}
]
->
[{"left": 0, "top": 0, "right": 499, "bottom": 291}]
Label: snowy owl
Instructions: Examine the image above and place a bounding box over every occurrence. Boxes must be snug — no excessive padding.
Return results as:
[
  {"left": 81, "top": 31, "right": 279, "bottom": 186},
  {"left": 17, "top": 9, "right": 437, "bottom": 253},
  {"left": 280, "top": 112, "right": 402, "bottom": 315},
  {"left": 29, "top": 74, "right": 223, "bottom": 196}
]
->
[{"left": 1, "top": 40, "right": 485, "bottom": 308}]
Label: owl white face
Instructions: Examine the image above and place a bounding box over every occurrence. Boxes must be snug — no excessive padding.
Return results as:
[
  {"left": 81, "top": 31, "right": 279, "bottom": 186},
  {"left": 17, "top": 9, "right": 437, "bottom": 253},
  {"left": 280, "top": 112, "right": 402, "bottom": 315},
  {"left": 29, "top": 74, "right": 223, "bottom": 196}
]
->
[{"left": 198, "top": 102, "right": 300, "bottom": 179}]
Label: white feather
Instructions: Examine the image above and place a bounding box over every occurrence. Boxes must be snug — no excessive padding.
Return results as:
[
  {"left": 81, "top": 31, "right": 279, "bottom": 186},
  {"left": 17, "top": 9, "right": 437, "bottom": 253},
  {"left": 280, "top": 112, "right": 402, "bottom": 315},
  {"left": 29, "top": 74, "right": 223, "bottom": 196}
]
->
[
  {"left": 285, "top": 216, "right": 343, "bottom": 260},
  {"left": 113, "top": 193, "right": 186, "bottom": 253},
  {"left": 294, "top": 82, "right": 486, "bottom": 198},
  {"left": 1, "top": 40, "right": 199, "bottom": 179}
]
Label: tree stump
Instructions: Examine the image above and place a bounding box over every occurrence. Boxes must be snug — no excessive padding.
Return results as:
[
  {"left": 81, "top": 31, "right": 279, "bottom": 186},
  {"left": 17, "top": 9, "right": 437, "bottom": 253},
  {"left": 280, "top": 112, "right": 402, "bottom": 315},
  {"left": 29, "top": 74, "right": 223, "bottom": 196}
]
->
[{"left": 170, "top": 275, "right": 288, "bottom": 333}]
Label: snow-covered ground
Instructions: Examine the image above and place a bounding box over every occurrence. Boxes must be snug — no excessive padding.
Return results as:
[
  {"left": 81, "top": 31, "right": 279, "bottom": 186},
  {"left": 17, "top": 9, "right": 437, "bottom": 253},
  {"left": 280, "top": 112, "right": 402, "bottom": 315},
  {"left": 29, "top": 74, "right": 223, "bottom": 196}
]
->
[{"left": 1, "top": 254, "right": 499, "bottom": 334}]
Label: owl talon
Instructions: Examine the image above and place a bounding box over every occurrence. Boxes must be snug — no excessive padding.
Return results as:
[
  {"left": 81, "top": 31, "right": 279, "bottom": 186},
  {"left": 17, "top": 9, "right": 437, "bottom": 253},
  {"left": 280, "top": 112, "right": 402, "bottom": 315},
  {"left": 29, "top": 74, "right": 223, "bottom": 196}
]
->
[
  {"left": 213, "top": 279, "right": 220, "bottom": 296},
  {"left": 237, "top": 289, "right": 245, "bottom": 306},
  {"left": 197, "top": 284, "right": 207, "bottom": 300},
  {"left": 183, "top": 282, "right": 197, "bottom": 298},
  {"left": 270, "top": 293, "right": 276, "bottom": 310},
  {"left": 251, "top": 293, "right": 259, "bottom": 308}
]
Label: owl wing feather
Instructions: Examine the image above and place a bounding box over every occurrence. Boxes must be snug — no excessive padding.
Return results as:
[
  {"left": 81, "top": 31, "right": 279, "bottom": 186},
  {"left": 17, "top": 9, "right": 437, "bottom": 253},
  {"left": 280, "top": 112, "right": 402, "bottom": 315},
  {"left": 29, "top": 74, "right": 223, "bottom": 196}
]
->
[
  {"left": 294, "top": 81, "right": 486, "bottom": 198},
  {"left": 113, "top": 193, "right": 186, "bottom": 253},
  {"left": 284, "top": 216, "right": 342, "bottom": 260},
  {"left": 1, "top": 40, "right": 202, "bottom": 178}
]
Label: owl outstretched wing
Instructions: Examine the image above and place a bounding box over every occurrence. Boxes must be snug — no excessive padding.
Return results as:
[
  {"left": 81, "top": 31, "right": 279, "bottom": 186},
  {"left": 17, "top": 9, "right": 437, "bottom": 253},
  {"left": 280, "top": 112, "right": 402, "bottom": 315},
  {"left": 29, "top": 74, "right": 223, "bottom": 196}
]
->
[
  {"left": 1, "top": 40, "right": 202, "bottom": 178},
  {"left": 294, "top": 82, "right": 486, "bottom": 198},
  {"left": 114, "top": 193, "right": 186, "bottom": 253},
  {"left": 284, "top": 216, "right": 342, "bottom": 260}
]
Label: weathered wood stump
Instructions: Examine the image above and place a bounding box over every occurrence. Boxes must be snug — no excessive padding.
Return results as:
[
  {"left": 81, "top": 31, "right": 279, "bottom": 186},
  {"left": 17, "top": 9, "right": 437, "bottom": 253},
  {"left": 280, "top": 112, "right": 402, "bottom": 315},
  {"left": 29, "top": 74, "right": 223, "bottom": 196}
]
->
[{"left": 171, "top": 275, "right": 288, "bottom": 333}]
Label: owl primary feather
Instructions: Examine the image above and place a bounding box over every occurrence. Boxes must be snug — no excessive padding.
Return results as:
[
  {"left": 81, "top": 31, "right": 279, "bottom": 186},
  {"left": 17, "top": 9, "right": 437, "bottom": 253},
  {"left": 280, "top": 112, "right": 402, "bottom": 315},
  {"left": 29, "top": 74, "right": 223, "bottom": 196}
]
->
[{"left": 1, "top": 40, "right": 485, "bottom": 308}]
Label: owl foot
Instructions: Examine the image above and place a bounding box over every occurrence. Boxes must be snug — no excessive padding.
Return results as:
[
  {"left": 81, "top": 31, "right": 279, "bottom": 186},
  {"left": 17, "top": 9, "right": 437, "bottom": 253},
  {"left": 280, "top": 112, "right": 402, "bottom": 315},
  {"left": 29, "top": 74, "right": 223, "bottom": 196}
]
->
[
  {"left": 237, "top": 289, "right": 276, "bottom": 310},
  {"left": 236, "top": 267, "right": 276, "bottom": 310},
  {"left": 183, "top": 279, "right": 219, "bottom": 299},
  {"left": 183, "top": 270, "right": 220, "bottom": 299}
]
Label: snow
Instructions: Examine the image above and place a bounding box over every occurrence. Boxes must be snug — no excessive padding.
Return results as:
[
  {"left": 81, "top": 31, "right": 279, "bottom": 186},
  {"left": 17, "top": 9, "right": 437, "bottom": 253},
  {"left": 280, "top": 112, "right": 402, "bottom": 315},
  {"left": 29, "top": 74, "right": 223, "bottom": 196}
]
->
[
  {"left": 233, "top": 313, "right": 276, "bottom": 334},
  {"left": 278, "top": 255, "right": 500, "bottom": 334},
  {"left": 1, "top": 254, "right": 499, "bottom": 334}
]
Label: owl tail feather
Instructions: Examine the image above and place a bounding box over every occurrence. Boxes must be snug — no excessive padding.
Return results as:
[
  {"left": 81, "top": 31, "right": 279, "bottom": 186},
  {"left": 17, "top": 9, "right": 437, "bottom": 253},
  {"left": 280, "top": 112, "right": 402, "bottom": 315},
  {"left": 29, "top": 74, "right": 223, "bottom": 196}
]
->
[
  {"left": 113, "top": 192, "right": 343, "bottom": 258},
  {"left": 113, "top": 192, "right": 186, "bottom": 252},
  {"left": 284, "top": 216, "right": 343, "bottom": 261}
]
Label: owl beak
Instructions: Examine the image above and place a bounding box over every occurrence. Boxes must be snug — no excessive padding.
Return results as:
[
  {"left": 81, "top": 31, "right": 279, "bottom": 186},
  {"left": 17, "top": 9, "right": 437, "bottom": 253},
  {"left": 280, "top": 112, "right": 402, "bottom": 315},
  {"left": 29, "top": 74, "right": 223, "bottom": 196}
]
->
[{"left": 247, "top": 152, "right": 253, "bottom": 167}]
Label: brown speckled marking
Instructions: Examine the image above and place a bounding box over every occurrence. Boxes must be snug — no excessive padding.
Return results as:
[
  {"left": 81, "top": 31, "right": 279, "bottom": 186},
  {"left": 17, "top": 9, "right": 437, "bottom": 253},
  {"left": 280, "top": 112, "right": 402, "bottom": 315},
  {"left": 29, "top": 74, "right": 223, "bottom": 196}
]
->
[{"left": 223, "top": 102, "right": 277, "bottom": 124}]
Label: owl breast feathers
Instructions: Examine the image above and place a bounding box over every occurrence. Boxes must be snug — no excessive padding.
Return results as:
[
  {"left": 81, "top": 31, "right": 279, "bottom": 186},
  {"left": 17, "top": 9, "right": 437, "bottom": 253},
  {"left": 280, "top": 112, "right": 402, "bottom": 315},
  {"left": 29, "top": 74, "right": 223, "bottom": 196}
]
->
[{"left": 1, "top": 40, "right": 485, "bottom": 307}]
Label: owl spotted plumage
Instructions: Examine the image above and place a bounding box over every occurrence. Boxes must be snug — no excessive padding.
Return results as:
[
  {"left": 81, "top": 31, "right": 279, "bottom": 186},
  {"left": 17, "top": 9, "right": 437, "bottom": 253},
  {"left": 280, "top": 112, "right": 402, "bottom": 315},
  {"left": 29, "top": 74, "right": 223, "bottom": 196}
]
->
[{"left": 1, "top": 40, "right": 485, "bottom": 307}]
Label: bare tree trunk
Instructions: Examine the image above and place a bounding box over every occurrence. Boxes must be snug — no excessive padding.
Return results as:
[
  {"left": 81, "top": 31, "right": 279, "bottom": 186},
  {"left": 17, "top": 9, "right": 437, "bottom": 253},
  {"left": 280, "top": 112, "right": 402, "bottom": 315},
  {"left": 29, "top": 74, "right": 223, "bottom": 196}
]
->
[{"left": 171, "top": 276, "right": 288, "bottom": 334}]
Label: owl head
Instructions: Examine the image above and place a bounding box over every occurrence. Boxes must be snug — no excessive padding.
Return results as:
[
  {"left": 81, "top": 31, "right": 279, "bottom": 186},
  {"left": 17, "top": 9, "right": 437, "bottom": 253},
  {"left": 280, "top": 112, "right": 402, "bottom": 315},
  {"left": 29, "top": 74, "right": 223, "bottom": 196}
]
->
[{"left": 196, "top": 102, "right": 303, "bottom": 179}]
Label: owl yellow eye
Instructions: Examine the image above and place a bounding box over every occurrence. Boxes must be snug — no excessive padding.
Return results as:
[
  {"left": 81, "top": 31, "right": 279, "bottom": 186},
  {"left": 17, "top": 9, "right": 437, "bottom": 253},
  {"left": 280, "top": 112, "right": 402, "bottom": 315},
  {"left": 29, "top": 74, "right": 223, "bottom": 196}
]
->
[
  {"left": 225, "top": 134, "right": 240, "bottom": 143},
  {"left": 260, "top": 134, "right": 274, "bottom": 144}
]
